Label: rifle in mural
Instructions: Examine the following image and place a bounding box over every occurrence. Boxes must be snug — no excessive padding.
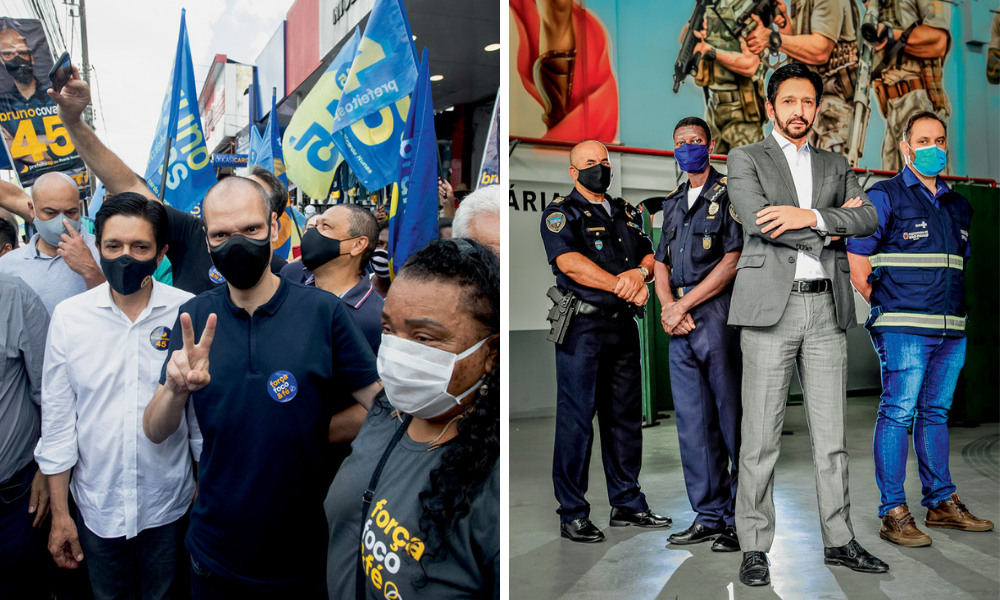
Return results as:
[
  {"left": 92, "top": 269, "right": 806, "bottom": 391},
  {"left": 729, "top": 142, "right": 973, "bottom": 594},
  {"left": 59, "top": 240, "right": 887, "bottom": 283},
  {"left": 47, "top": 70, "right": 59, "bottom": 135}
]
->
[
  {"left": 673, "top": 0, "right": 713, "bottom": 93},
  {"left": 846, "top": 0, "right": 887, "bottom": 166}
]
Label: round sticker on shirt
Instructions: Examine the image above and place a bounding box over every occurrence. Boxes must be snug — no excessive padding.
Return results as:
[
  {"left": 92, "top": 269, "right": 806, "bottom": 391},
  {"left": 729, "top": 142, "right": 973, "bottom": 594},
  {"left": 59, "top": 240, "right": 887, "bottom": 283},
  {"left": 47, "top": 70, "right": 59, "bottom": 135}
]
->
[
  {"left": 149, "top": 326, "right": 170, "bottom": 350},
  {"left": 267, "top": 371, "right": 298, "bottom": 403},
  {"left": 209, "top": 266, "right": 226, "bottom": 284}
]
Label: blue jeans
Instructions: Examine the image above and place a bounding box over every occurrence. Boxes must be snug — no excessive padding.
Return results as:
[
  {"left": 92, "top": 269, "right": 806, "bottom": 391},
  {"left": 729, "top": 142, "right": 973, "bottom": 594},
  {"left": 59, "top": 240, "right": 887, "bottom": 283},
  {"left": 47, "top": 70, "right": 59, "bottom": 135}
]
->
[
  {"left": 872, "top": 332, "right": 965, "bottom": 517},
  {"left": 76, "top": 511, "right": 189, "bottom": 600}
]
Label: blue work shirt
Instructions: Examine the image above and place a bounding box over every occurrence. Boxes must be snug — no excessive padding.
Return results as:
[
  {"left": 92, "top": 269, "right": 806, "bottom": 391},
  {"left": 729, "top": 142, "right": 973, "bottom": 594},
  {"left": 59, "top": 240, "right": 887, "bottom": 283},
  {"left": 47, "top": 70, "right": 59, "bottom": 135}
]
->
[
  {"left": 540, "top": 189, "right": 654, "bottom": 310},
  {"left": 159, "top": 277, "right": 379, "bottom": 591},
  {"left": 654, "top": 167, "right": 743, "bottom": 291},
  {"left": 847, "top": 166, "right": 971, "bottom": 259}
]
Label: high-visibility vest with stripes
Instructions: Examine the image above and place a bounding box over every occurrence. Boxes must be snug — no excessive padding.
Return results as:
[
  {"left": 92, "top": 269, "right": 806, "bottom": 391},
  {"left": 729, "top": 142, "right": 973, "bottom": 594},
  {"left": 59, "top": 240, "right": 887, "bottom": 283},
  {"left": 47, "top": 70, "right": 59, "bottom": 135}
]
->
[{"left": 864, "top": 173, "right": 972, "bottom": 337}]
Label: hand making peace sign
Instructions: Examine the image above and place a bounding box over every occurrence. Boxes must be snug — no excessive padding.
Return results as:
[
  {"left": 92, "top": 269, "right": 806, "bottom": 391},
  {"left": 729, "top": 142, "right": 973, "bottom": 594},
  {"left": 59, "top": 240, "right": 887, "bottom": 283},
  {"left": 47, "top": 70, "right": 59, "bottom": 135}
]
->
[{"left": 164, "top": 313, "right": 217, "bottom": 394}]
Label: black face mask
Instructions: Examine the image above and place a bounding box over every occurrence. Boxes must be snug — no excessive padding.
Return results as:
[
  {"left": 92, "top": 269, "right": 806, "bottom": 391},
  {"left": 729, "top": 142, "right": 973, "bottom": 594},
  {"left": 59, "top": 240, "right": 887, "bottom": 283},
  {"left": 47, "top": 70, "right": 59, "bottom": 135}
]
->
[
  {"left": 300, "top": 227, "right": 351, "bottom": 271},
  {"left": 4, "top": 57, "right": 33, "bottom": 85},
  {"left": 100, "top": 254, "right": 158, "bottom": 296},
  {"left": 575, "top": 164, "right": 613, "bottom": 194},
  {"left": 208, "top": 225, "right": 272, "bottom": 290}
]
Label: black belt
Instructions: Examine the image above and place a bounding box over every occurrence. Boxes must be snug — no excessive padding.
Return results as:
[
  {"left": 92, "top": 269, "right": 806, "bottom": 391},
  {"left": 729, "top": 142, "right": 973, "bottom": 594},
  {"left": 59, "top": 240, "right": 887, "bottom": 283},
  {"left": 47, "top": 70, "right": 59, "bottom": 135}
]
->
[
  {"left": 577, "top": 300, "right": 633, "bottom": 320},
  {"left": 791, "top": 279, "right": 832, "bottom": 294}
]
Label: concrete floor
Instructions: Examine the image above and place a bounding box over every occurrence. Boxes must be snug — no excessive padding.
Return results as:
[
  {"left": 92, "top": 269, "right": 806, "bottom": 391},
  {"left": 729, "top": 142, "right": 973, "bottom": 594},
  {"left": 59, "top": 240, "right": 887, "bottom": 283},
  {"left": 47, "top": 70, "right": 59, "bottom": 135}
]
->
[{"left": 510, "top": 396, "right": 1000, "bottom": 600}]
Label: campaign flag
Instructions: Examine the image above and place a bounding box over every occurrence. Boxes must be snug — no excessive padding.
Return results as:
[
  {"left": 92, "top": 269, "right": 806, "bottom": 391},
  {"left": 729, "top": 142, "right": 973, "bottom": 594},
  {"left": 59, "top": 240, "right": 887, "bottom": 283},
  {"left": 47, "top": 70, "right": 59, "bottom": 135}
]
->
[
  {"left": 144, "top": 9, "right": 217, "bottom": 215},
  {"left": 250, "top": 90, "right": 296, "bottom": 258},
  {"left": 0, "top": 17, "right": 86, "bottom": 189},
  {"left": 329, "top": 0, "right": 419, "bottom": 191},
  {"left": 88, "top": 180, "right": 106, "bottom": 216},
  {"left": 477, "top": 93, "right": 500, "bottom": 188},
  {"left": 387, "top": 47, "right": 437, "bottom": 279},
  {"left": 282, "top": 28, "right": 361, "bottom": 200}
]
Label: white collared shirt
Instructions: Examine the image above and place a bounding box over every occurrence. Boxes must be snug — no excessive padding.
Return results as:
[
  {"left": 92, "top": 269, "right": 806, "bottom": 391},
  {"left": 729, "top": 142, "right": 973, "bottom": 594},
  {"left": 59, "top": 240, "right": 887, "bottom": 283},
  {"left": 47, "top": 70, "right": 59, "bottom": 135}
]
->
[
  {"left": 35, "top": 281, "right": 200, "bottom": 539},
  {"left": 771, "top": 129, "right": 828, "bottom": 280}
]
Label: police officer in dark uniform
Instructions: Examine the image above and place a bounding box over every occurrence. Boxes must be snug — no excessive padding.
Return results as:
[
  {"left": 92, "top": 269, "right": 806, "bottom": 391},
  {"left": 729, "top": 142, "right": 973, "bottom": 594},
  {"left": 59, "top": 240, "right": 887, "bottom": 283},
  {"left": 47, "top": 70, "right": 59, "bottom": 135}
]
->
[
  {"left": 653, "top": 118, "right": 743, "bottom": 552},
  {"left": 540, "top": 139, "right": 671, "bottom": 543}
]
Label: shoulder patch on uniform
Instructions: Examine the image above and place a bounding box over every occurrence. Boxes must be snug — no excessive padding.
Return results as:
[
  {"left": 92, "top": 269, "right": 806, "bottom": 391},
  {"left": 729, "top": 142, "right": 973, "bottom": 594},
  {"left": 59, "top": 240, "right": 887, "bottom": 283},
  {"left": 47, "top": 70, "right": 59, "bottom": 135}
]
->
[
  {"left": 719, "top": 176, "right": 727, "bottom": 185},
  {"left": 551, "top": 195, "right": 564, "bottom": 204},
  {"left": 546, "top": 212, "right": 567, "bottom": 233},
  {"left": 729, "top": 203, "right": 742, "bottom": 224}
]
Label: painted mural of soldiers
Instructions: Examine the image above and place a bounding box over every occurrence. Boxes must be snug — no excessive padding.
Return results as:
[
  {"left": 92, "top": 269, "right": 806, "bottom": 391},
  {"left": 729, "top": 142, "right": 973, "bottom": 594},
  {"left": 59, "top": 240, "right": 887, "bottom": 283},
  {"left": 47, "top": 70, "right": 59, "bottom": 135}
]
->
[
  {"left": 746, "top": 0, "right": 860, "bottom": 155},
  {"left": 686, "top": 1, "right": 768, "bottom": 154},
  {"left": 868, "top": 0, "right": 952, "bottom": 172},
  {"left": 988, "top": 11, "right": 999, "bottom": 85}
]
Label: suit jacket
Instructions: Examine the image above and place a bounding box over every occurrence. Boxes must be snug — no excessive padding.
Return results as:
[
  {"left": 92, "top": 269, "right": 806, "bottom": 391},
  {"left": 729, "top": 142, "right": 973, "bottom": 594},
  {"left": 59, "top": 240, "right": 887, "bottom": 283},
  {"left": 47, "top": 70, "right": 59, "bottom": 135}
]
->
[{"left": 726, "top": 134, "right": 878, "bottom": 330}]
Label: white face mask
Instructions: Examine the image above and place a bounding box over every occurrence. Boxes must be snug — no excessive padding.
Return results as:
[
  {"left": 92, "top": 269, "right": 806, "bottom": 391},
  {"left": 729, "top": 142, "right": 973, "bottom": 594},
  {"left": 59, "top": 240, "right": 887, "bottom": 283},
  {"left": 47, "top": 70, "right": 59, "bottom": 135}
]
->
[{"left": 377, "top": 333, "right": 491, "bottom": 420}]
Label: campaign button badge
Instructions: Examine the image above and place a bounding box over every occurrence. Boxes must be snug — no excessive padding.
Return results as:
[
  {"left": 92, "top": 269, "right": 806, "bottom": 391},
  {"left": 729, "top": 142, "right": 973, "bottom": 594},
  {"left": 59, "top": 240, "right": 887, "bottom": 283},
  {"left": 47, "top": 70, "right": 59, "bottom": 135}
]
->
[
  {"left": 267, "top": 370, "right": 298, "bottom": 403},
  {"left": 209, "top": 266, "right": 226, "bottom": 284},
  {"left": 149, "top": 326, "right": 170, "bottom": 350}
]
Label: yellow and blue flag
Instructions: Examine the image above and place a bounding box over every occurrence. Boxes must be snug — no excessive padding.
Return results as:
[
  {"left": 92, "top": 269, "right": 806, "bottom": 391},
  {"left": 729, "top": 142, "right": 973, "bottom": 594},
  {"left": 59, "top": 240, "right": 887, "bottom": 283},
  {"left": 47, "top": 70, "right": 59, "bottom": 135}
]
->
[
  {"left": 330, "top": 0, "right": 418, "bottom": 191},
  {"left": 388, "top": 47, "right": 438, "bottom": 278},
  {"left": 144, "top": 9, "right": 217, "bottom": 215},
  {"left": 282, "top": 28, "right": 361, "bottom": 200}
]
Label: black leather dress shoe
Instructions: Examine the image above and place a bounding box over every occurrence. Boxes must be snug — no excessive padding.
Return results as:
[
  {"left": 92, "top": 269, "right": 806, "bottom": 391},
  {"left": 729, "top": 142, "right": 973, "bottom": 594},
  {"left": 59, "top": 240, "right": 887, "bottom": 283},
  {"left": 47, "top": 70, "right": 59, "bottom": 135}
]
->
[
  {"left": 711, "top": 525, "right": 740, "bottom": 552},
  {"left": 823, "top": 540, "right": 889, "bottom": 573},
  {"left": 609, "top": 507, "right": 672, "bottom": 528},
  {"left": 560, "top": 518, "right": 605, "bottom": 543},
  {"left": 739, "top": 551, "right": 770, "bottom": 586},
  {"left": 667, "top": 521, "right": 723, "bottom": 545}
]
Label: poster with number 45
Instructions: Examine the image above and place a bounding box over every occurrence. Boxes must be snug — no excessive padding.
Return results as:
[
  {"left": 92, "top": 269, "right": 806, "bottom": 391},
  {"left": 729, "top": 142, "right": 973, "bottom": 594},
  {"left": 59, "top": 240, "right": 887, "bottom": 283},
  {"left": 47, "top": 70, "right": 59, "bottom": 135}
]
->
[{"left": 0, "top": 17, "right": 86, "bottom": 190}]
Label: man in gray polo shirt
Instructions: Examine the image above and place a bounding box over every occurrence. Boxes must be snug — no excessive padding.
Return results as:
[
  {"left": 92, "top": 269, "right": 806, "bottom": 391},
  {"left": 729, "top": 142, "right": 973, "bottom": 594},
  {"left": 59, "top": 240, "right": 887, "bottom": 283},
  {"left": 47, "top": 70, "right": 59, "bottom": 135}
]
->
[
  {"left": 0, "top": 172, "right": 104, "bottom": 313},
  {"left": 0, "top": 271, "right": 51, "bottom": 598}
]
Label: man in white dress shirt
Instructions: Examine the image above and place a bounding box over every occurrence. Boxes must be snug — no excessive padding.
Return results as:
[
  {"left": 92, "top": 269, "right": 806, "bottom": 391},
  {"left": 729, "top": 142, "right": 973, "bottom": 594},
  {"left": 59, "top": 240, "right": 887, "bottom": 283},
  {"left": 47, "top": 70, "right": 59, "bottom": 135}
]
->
[
  {"left": 34, "top": 192, "right": 198, "bottom": 598},
  {"left": 726, "top": 63, "right": 884, "bottom": 586}
]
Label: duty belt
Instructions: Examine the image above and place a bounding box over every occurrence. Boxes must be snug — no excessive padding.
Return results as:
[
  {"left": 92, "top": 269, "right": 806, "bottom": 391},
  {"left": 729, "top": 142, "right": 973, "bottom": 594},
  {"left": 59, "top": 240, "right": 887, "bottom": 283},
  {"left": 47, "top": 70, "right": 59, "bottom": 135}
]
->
[
  {"left": 791, "top": 279, "right": 832, "bottom": 294},
  {"left": 577, "top": 300, "right": 634, "bottom": 320},
  {"left": 673, "top": 284, "right": 696, "bottom": 299},
  {"left": 712, "top": 90, "right": 740, "bottom": 104}
]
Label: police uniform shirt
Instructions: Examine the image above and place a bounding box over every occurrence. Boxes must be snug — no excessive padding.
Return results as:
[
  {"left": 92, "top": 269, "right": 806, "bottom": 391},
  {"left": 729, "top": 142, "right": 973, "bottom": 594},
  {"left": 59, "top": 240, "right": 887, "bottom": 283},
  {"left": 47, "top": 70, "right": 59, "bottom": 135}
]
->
[
  {"left": 540, "top": 188, "right": 654, "bottom": 310},
  {"left": 158, "top": 278, "right": 379, "bottom": 590},
  {"left": 654, "top": 168, "right": 743, "bottom": 291}
]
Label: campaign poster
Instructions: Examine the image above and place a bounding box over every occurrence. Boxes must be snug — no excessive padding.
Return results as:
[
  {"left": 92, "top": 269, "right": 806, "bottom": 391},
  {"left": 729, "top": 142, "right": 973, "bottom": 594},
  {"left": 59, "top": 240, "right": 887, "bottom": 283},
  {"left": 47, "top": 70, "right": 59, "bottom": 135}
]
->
[{"left": 0, "top": 17, "right": 86, "bottom": 189}]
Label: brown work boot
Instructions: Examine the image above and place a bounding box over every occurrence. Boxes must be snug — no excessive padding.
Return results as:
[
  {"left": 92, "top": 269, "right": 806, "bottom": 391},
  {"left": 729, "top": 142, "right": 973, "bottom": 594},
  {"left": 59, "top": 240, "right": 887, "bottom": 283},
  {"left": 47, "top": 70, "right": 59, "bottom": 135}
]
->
[
  {"left": 532, "top": 50, "right": 576, "bottom": 129},
  {"left": 925, "top": 494, "right": 995, "bottom": 532},
  {"left": 880, "top": 505, "right": 932, "bottom": 547}
]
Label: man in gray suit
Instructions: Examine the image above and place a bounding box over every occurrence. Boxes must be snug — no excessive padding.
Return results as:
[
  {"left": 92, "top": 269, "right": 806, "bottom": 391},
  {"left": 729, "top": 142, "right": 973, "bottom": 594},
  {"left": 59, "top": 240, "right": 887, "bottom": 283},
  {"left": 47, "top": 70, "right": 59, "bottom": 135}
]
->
[{"left": 727, "top": 64, "right": 888, "bottom": 587}]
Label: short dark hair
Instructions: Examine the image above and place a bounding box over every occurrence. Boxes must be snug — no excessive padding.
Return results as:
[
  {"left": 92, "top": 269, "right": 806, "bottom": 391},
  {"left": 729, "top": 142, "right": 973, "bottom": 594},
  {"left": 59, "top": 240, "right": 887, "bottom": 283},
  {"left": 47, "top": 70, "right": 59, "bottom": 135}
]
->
[
  {"left": 336, "top": 203, "right": 379, "bottom": 265},
  {"left": 902, "top": 111, "right": 947, "bottom": 143},
  {"left": 766, "top": 63, "right": 823, "bottom": 106},
  {"left": 94, "top": 192, "right": 168, "bottom": 252},
  {"left": 673, "top": 117, "right": 712, "bottom": 144},
  {"left": 246, "top": 166, "right": 289, "bottom": 216},
  {"left": 438, "top": 217, "right": 454, "bottom": 232},
  {"left": 378, "top": 219, "right": 390, "bottom": 234},
  {"left": 0, "top": 217, "right": 17, "bottom": 249}
]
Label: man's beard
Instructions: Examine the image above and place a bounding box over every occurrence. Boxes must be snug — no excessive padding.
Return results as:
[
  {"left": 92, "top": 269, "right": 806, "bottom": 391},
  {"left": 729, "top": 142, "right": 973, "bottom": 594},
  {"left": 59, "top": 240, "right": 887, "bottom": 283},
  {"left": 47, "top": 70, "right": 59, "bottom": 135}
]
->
[
  {"left": 776, "top": 114, "right": 812, "bottom": 140},
  {"left": 3, "top": 57, "right": 35, "bottom": 85}
]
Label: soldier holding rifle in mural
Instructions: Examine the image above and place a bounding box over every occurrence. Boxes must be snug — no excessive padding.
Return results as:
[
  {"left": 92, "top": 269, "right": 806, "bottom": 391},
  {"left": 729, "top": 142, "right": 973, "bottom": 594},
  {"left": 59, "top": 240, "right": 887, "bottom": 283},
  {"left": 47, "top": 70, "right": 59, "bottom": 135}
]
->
[
  {"left": 745, "top": 0, "right": 861, "bottom": 156},
  {"left": 674, "top": 0, "right": 783, "bottom": 154}
]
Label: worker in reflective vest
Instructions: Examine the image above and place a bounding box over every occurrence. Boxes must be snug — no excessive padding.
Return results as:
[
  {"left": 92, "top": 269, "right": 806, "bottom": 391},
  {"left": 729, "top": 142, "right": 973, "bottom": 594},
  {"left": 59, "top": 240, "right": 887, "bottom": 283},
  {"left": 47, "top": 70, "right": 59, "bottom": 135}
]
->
[{"left": 847, "top": 111, "right": 993, "bottom": 549}]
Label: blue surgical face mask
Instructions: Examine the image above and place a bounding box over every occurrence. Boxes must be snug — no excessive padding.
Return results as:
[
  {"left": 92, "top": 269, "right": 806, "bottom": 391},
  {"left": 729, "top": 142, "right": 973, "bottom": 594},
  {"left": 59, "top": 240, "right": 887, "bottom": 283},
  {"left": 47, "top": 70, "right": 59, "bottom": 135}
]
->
[
  {"left": 907, "top": 143, "right": 947, "bottom": 177},
  {"left": 674, "top": 142, "right": 710, "bottom": 173}
]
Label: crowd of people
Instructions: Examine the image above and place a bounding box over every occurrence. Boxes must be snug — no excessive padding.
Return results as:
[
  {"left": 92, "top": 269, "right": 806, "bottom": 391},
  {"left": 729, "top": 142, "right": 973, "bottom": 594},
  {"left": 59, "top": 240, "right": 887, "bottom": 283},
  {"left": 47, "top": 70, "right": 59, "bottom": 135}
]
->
[
  {"left": 541, "top": 63, "right": 992, "bottom": 588},
  {"left": 0, "top": 62, "right": 503, "bottom": 599}
]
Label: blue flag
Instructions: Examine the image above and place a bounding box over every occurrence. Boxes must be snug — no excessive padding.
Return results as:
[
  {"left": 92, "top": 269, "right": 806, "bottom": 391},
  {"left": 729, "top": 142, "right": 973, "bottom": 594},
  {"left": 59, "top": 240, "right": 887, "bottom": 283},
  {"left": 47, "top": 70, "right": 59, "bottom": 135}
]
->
[
  {"left": 250, "top": 91, "right": 295, "bottom": 258},
  {"left": 144, "top": 9, "right": 217, "bottom": 215},
  {"left": 388, "top": 47, "right": 438, "bottom": 278},
  {"left": 477, "top": 93, "right": 500, "bottom": 188},
  {"left": 330, "top": 0, "right": 418, "bottom": 191}
]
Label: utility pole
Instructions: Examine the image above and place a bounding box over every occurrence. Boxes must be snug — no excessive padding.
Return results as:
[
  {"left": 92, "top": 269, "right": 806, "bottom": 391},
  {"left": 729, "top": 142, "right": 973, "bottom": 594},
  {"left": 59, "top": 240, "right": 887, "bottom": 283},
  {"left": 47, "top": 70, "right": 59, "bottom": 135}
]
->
[{"left": 77, "top": 0, "right": 93, "bottom": 126}]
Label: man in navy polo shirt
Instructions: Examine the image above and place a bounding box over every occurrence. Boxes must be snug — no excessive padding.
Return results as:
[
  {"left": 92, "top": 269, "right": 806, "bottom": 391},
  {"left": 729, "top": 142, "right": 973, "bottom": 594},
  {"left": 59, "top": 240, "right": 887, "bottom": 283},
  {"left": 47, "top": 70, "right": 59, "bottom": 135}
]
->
[{"left": 143, "top": 177, "right": 383, "bottom": 599}]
